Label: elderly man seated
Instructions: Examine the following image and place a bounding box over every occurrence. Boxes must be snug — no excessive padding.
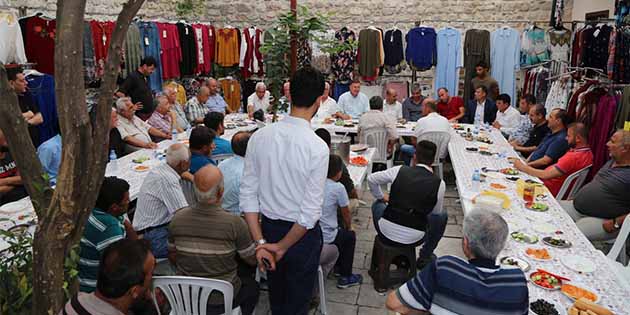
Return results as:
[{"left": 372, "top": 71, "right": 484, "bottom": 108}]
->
[
  {"left": 164, "top": 86, "right": 190, "bottom": 132},
  {"left": 247, "top": 82, "right": 271, "bottom": 118},
  {"left": 116, "top": 97, "right": 169, "bottom": 152},
  {"left": 315, "top": 82, "right": 338, "bottom": 119},
  {"left": 560, "top": 130, "right": 630, "bottom": 241},
  {"left": 218, "top": 131, "right": 251, "bottom": 215},
  {"left": 0, "top": 129, "right": 28, "bottom": 206},
  {"left": 132, "top": 143, "right": 190, "bottom": 259},
  {"left": 147, "top": 95, "right": 174, "bottom": 138},
  {"left": 186, "top": 86, "right": 211, "bottom": 124},
  {"left": 358, "top": 96, "right": 399, "bottom": 160},
  {"left": 386, "top": 208, "right": 529, "bottom": 315},
  {"left": 383, "top": 88, "right": 403, "bottom": 121},
  {"left": 169, "top": 165, "right": 259, "bottom": 315}
]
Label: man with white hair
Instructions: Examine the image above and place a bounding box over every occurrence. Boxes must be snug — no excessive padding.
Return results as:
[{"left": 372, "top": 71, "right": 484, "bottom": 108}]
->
[
  {"left": 386, "top": 208, "right": 529, "bottom": 315},
  {"left": 247, "top": 82, "right": 271, "bottom": 118},
  {"left": 186, "top": 86, "right": 211, "bottom": 124},
  {"left": 168, "top": 165, "right": 259, "bottom": 314},
  {"left": 147, "top": 95, "right": 174, "bottom": 138},
  {"left": 164, "top": 86, "right": 190, "bottom": 132},
  {"left": 206, "top": 78, "right": 230, "bottom": 114},
  {"left": 315, "top": 82, "right": 338, "bottom": 119},
  {"left": 116, "top": 97, "right": 170, "bottom": 153},
  {"left": 132, "top": 143, "right": 190, "bottom": 259}
]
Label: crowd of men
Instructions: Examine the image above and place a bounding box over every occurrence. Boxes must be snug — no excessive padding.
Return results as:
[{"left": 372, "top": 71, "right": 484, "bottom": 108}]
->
[{"left": 1, "top": 56, "right": 628, "bottom": 315}]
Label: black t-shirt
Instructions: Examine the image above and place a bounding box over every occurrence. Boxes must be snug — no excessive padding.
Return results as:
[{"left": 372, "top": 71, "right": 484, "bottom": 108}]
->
[
  {"left": 118, "top": 70, "right": 154, "bottom": 115},
  {"left": 339, "top": 163, "right": 354, "bottom": 196},
  {"left": 18, "top": 92, "right": 41, "bottom": 147},
  {"left": 524, "top": 121, "right": 550, "bottom": 148},
  {"left": 0, "top": 151, "right": 28, "bottom": 205}
]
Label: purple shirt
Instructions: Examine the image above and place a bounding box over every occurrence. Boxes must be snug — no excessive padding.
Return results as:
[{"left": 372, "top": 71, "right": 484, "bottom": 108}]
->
[{"left": 147, "top": 111, "right": 172, "bottom": 134}]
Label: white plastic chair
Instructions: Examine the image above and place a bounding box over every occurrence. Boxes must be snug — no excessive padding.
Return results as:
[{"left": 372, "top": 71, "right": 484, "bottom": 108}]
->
[
  {"left": 605, "top": 217, "right": 630, "bottom": 290},
  {"left": 417, "top": 131, "right": 451, "bottom": 179},
  {"left": 152, "top": 276, "right": 242, "bottom": 315},
  {"left": 360, "top": 127, "right": 394, "bottom": 169},
  {"left": 556, "top": 164, "right": 591, "bottom": 201},
  {"left": 213, "top": 154, "right": 234, "bottom": 165}
]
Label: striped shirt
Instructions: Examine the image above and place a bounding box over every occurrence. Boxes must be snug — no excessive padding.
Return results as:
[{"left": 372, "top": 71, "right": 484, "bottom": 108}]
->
[
  {"left": 168, "top": 202, "right": 256, "bottom": 304},
  {"left": 185, "top": 96, "right": 209, "bottom": 123},
  {"left": 60, "top": 292, "right": 124, "bottom": 315},
  {"left": 132, "top": 163, "right": 188, "bottom": 232},
  {"left": 147, "top": 110, "right": 172, "bottom": 135},
  {"left": 77, "top": 208, "right": 126, "bottom": 292},
  {"left": 396, "top": 255, "right": 529, "bottom": 315}
]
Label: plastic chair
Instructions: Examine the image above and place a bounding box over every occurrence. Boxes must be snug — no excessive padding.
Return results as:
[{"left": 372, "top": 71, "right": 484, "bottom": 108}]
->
[
  {"left": 605, "top": 217, "right": 630, "bottom": 289},
  {"left": 213, "top": 154, "right": 234, "bottom": 165},
  {"left": 556, "top": 164, "right": 591, "bottom": 200},
  {"left": 368, "top": 235, "right": 417, "bottom": 293},
  {"left": 152, "top": 276, "right": 242, "bottom": 315},
  {"left": 360, "top": 127, "right": 394, "bottom": 169},
  {"left": 417, "top": 131, "right": 451, "bottom": 179}
]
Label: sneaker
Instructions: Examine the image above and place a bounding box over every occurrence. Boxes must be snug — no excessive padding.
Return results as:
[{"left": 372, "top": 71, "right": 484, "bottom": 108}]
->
[{"left": 336, "top": 274, "right": 363, "bottom": 289}]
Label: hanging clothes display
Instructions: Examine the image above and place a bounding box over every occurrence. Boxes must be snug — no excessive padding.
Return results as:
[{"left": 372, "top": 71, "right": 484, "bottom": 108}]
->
[
  {"left": 548, "top": 28, "right": 571, "bottom": 76},
  {"left": 617, "top": 86, "right": 630, "bottom": 128},
  {"left": 311, "top": 29, "right": 335, "bottom": 74},
  {"left": 522, "top": 66, "right": 550, "bottom": 104},
  {"left": 192, "top": 23, "right": 214, "bottom": 75},
  {"left": 177, "top": 22, "right": 197, "bottom": 76},
  {"left": 405, "top": 26, "right": 437, "bottom": 71},
  {"left": 463, "top": 29, "right": 490, "bottom": 101},
  {"left": 580, "top": 24, "right": 613, "bottom": 74},
  {"left": 156, "top": 22, "right": 182, "bottom": 80},
  {"left": 90, "top": 20, "right": 115, "bottom": 79},
  {"left": 331, "top": 27, "right": 356, "bottom": 84},
  {"left": 239, "top": 26, "right": 264, "bottom": 79},
  {"left": 520, "top": 25, "right": 550, "bottom": 66},
  {"left": 219, "top": 78, "right": 242, "bottom": 113},
  {"left": 358, "top": 27, "right": 384, "bottom": 78},
  {"left": 215, "top": 28, "right": 240, "bottom": 67},
  {"left": 137, "top": 21, "right": 163, "bottom": 92},
  {"left": 23, "top": 15, "right": 56, "bottom": 74},
  {"left": 435, "top": 27, "right": 462, "bottom": 96},
  {"left": 83, "top": 21, "right": 97, "bottom": 86},
  {"left": 26, "top": 73, "right": 58, "bottom": 144},
  {"left": 123, "top": 22, "right": 143, "bottom": 79},
  {"left": 0, "top": 12, "right": 27, "bottom": 64},
  {"left": 549, "top": 0, "right": 565, "bottom": 28},
  {"left": 491, "top": 26, "right": 521, "bottom": 101},
  {"left": 297, "top": 36, "right": 312, "bottom": 68},
  {"left": 383, "top": 28, "right": 404, "bottom": 74},
  {"left": 544, "top": 78, "right": 571, "bottom": 113}
]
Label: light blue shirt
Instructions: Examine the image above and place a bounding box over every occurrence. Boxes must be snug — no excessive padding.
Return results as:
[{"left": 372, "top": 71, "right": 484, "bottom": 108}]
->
[
  {"left": 435, "top": 27, "right": 462, "bottom": 96},
  {"left": 337, "top": 92, "right": 369, "bottom": 119},
  {"left": 37, "top": 134, "right": 62, "bottom": 185},
  {"left": 206, "top": 94, "right": 228, "bottom": 113},
  {"left": 320, "top": 179, "right": 350, "bottom": 243},
  {"left": 491, "top": 27, "right": 521, "bottom": 101},
  {"left": 218, "top": 155, "right": 245, "bottom": 215}
]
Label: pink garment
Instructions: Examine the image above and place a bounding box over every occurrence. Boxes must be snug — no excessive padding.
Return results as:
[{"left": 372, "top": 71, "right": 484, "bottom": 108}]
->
[{"left": 587, "top": 94, "right": 618, "bottom": 180}]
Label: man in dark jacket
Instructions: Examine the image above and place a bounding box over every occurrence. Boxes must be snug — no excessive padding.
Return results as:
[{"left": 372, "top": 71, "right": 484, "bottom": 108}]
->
[{"left": 462, "top": 85, "right": 497, "bottom": 125}]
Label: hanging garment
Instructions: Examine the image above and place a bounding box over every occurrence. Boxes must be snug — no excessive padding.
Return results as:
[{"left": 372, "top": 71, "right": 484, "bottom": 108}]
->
[
  {"left": 491, "top": 27, "right": 521, "bottom": 101},
  {"left": 405, "top": 26, "right": 437, "bottom": 71},
  {"left": 544, "top": 79, "right": 569, "bottom": 113},
  {"left": 123, "top": 22, "right": 143, "bottom": 79},
  {"left": 548, "top": 28, "right": 571, "bottom": 63},
  {"left": 581, "top": 25, "right": 612, "bottom": 74},
  {"left": 587, "top": 93, "right": 618, "bottom": 177},
  {"left": 27, "top": 73, "right": 58, "bottom": 144},
  {"left": 520, "top": 26, "right": 550, "bottom": 66},
  {"left": 383, "top": 28, "right": 404, "bottom": 74},
  {"left": 90, "top": 20, "right": 115, "bottom": 79},
  {"left": 463, "top": 29, "right": 490, "bottom": 101},
  {"left": 177, "top": 23, "right": 197, "bottom": 76},
  {"left": 137, "top": 22, "right": 163, "bottom": 92},
  {"left": 612, "top": 29, "right": 630, "bottom": 83},
  {"left": 617, "top": 86, "right": 630, "bottom": 128},
  {"left": 239, "top": 26, "right": 264, "bottom": 79},
  {"left": 333, "top": 82, "right": 350, "bottom": 101},
  {"left": 331, "top": 27, "right": 357, "bottom": 83},
  {"left": 0, "top": 12, "right": 27, "bottom": 64},
  {"left": 297, "top": 35, "right": 312, "bottom": 68},
  {"left": 83, "top": 22, "right": 97, "bottom": 85},
  {"left": 549, "top": 0, "right": 565, "bottom": 28},
  {"left": 24, "top": 16, "right": 56, "bottom": 74},
  {"left": 202, "top": 24, "right": 216, "bottom": 74},
  {"left": 219, "top": 79, "right": 242, "bottom": 113},
  {"left": 215, "top": 28, "right": 240, "bottom": 67},
  {"left": 358, "top": 28, "right": 384, "bottom": 78},
  {"left": 192, "top": 23, "right": 213, "bottom": 75},
  {"left": 156, "top": 22, "right": 182, "bottom": 80},
  {"left": 311, "top": 29, "right": 335, "bottom": 74},
  {"left": 435, "top": 27, "right": 462, "bottom": 96}
]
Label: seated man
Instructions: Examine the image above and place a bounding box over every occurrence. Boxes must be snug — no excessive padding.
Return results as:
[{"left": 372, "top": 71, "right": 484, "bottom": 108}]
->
[
  {"left": 204, "top": 112, "right": 234, "bottom": 156},
  {"left": 37, "top": 134, "right": 61, "bottom": 185},
  {"left": 560, "top": 130, "right": 630, "bottom": 241},
  {"left": 147, "top": 95, "right": 174, "bottom": 138},
  {"left": 507, "top": 94, "right": 536, "bottom": 145},
  {"left": 185, "top": 86, "right": 210, "bottom": 124},
  {"left": 369, "top": 141, "right": 447, "bottom": 269},
  {"left": 526, "top": 108, "right": 569, "bottom": 169},
  {"left": 78, "top": 176, "right": 136, "bottom": 293},
  {"left": 168, "top": 165, "right": 259, "bottom": 315},
  {"left": 436, "top": 87, "right": 464, "bottom": 122},
  {"left": 0, "top": 129, "right": 27, "bottom": 205},
  {"left": 206, "top": 78, "right": 230, "bottom": 114},
  {"left": 218, "top": 131, "right": 251, "bottom": 215},
  {"left": 165, "top": 86, "right": 190, "bottom": 132},
  {"left": 402, "top": 84, "right": 425, "bottom": 122},
  {"left": 399, "top": 99, "right": 450, "bottom": 166},
  {"left": 61, "top": 239, "right": 156, "bottom": 315},
  {"left": 386, "top": 209, "right": 528, "bottom": 315},
  {"left": 358, "top": 96, "right": 399, "bottom": 158},
  {"left": 116, "top": 97, "right": 169, "bottom": 152},
  {"left": 315, "top": 82, "right": 338, "bottom": 119},
  {"left": 513, "top": 123, "right": 593, "bottom": 197},
  {"left": 383, "top": 88, "right": 403, "bottom": 121},
  {"left": 492, "top": 94, "right": 521, "bottom": 134},
  {"left": 247, "top": 82, "right": 271, "bottom": 118},
  {"left": 109, "top": 108, "right": 125, "bottom": 159},
  {"left": 335, "top": 79, "right": 369, "bottom": 119},
  {"left": 189, "top": 126, "right": 217, "bottom": 173},
  {"left": 321, "top": 155, "right": 362, "bottom": 289},
  {"left": 511, "top": 104, "right": 549, "bottom": 157},
  {"left": 462, "top": 85, "right": 497, "bottom": 125},
  {"left": 132, "top": 143, "right": 190, "bottom": 259}
]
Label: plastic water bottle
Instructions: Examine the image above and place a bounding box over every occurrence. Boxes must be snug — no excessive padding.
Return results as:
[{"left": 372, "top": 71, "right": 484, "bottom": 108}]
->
[
  {"left": 108, "top": 150, "right": 118, "bottom": 173},
  {"left": 471, "top": 169, "right": 481, "bottom": 193},
  {"left": 172, "top": 127, "right": 178, "bottom": 142}
]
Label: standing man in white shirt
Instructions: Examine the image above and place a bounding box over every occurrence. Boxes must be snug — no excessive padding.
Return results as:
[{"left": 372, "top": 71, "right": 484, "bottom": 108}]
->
[
  {"left": 399, "top": 99, "right": 451, "bottom": 166},
  {"left": 492, "top": 94, "right": 521, "bottom": 135},
  {"left": 383, "top": 88, "right": 403, "bottom": 121},
  {"left": 315, "top": 82, "right": 338, "bottom": 119},
  {"left": 246, "top": 82, "right": 271, "bottom": 118},
  {"left": 335, "top": 79, "right": 369, "bottom": 119},
  {"left": 241, "top": 67, "right": 329, "bottom": 315}
]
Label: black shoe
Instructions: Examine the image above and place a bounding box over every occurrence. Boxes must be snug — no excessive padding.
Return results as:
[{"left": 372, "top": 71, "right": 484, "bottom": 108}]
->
[{"left": 416, "top": 254, "right": 437, "bottom": 270}]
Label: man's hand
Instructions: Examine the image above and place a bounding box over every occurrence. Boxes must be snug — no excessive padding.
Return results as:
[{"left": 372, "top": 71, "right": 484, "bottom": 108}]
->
[
  {"left": 448, "top": 118, "right": 458, "bottom": 123},
  {"left": 145, "top": 142, "right": 158, "bottom": 149},
  {"left": 603, "top": 219, "right": 617, "bottom": 234},
  {"left": 256, "top": 247, "right": 277, "bottom": 272},
  {"left": 381, "top": 193, "right": 390, "bottom": 203},
  {"left": 134, "top": 102, "right": 143, "bottom": 111},
  {"left": 492, "top": 121, "right": 502, "bottom": 129},
  {"left": 512, "top": 159, "right": 526, "bottom": 171},
  {"left": 258, "top": 243, "right": 288, "bottom": 264},
  {"left": 22, "top": 111, "right": 34, "bottom": 120}
]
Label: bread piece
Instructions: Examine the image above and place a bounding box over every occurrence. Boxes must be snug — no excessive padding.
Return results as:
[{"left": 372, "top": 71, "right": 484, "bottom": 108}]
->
[
  {"left": 575, "top": 298, "right": 614, "bottom": 315},
  {"left": 586, "top": 310, "right": 598, "bottom": 315},
  {"left": 568, "top": 307, "right": 580, "bottom": 315}
]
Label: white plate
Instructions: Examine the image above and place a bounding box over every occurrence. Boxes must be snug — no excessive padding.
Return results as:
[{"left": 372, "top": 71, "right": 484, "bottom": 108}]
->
[
  {"left": 524, "top": 247, "right": 553, "bottom": 261},
  {"left": 560, "top": 255, "right": 596, "bottom": 273},
  {"left": 350, "top": 144, "right": 368, "bottom": 152},
  {"left": 531, "top": 221, "right": 556, "bottom": 234},
  {"left": 560, "top": 283, "right": 601, "bottom": 304}
]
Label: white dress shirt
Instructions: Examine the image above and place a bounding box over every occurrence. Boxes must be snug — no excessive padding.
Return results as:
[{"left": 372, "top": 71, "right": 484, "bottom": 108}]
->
[
  {"left": 414, "top": 112, "right": 451, "bottom": 138},
  {"left": 495, "top": 106, "right": 521, "bottom": 134},
  {"left": 117, "top": 115, "right": 152, "bottom": 144},
  {"left": 247, "top": 91, "right": 271, "bottom": 113},
  {"left": 240, "top": 116, "right": 329, "bottom": 229},
  {"left": 367, "top": 164, "right": 446, "bottom": 244},
  {"left": 474, "top": 101, "right": 486, "bottom": 125},
  {"left": 316, "top": 97, "right": 338, "bottom": 119},
  {"left": 132, "top": 163, "right": 189, "bottom": 231},
  {"left": 383, "top": 101, "right": 403, "bottom": 121}
]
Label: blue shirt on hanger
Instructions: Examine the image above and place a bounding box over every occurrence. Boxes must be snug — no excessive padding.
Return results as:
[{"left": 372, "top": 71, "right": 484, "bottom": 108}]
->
[
  {"left": 435, "top": 27, "right": 462, "bottom": 96},
  {"left": 405, "top": 27, "right": 437, "bottom": 71},
  {"left": 137, "top": 22, "right": 163, "bottom": 92},
  {"left": 491, "top": 27, "right": 521, "bottom": 102}
]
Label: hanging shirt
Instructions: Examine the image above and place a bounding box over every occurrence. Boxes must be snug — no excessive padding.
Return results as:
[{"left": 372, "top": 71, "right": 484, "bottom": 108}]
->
[
  {"left": 239, "top": 27, "right": 264, "bottom": 79},
  {"left": 383, "top": 29, "right": 404, "bottom": 73},
  {"left": 24, "top": 16, "right": 56, "bottom": 74},
  {"left": 405, "top": 27, "right": 437, "bottom": 71},
  {"left": 435, "top": 27, "right": 462, "bottom": 96},
  {"left": 220, "top": 79, "right": 242, "bottom": 113},
  {"left": 177, "top": 23, "right": 197, "bottom": 76},
  {"left": 215, "top": 28, "right": 240, "bottom": 67},
  {"left": 90, "top": 20, "right": 115, "bottom": 79},
  {"left": 0, "top": 12, "right": 27, "bottom": 64},
  {"left": 123, "top": 22, "right": 143, "bottom": 79},
  {"left": 358, "top": 28, "right": 384, "bottom": 78},
  {"left": 331, "top": 27, "right": 357, "bottom": 83},
  {"left": 491, "top": 27, "right": 521, "bottom": 101},
  {"left": 311, "top": 29, "right": 335, "bottom": 74},
  {"left": 463, "top": 29, "right": 491, "bottom": 101},
  {"left": 156, "top": 22, "right": 182, "bottom": 80},
  {"left": 137, "top": 22, "right": 163, "bottom": 92},
  {"left": 520, "top": 26, "right": 550, "bottom": 66}
]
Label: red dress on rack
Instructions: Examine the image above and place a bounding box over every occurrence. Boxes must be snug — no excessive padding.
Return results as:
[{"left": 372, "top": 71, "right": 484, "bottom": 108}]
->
[
  {"left": 24, "top": 16, "right": 56, "bottom": 74},
  {"left": 90, "top": 20, "right": 115, "bottom": 78},
  {"left": 156, "top": 22, "right": 182, "bottom": 80}
]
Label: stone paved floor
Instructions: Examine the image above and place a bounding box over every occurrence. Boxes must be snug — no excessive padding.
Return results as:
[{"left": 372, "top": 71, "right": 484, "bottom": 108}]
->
[{"left": 253, "top": 164, "right": 465, "bottom": 314}]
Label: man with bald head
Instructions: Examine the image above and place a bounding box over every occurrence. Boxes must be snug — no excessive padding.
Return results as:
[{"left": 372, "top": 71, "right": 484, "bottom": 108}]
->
[
  {"left": 206, "top": 78, "right": 230, "bottom": 114},
  {"left": 383, "top": 88, "right": 403, "bottom": 121},
  {"left": 186, "top": 86, "right": 211, "bottom": 124},
  {"left": 315, "top": 82, "right": 338, "bottom": 119},
  {"left": 133, "top": 143, "right": 190, "bottom": 258},
  {"left": 169, "top": 165, "right": 259, "bottom": 314}
]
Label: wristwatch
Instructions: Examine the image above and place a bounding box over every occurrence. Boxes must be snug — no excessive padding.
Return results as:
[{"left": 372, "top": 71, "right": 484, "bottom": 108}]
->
[
  {"left": 613, "top": 219, "right": 621, "bottom": 230},
  {"left": 256, "top": 239, "right": 267, "bottom": 246}
]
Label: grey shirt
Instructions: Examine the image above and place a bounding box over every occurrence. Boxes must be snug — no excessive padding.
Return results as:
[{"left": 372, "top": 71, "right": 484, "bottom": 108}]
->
[
  {"left": 402, "top": 96, "right": 424, "bottom": 122},
  {"left": 574, "top": 160, "right": 630, "bottom": 219}
]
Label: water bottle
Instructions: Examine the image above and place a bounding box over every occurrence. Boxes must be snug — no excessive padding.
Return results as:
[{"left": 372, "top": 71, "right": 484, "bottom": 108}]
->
[
  {"left": 108, "top": 150, "right": 118, "bottom": 173},
  {"left": 471, "top": 169, "right": 481, "bottom": 193},
  {"left": 172, "top": 127, "right": 178, "bottom": 142}
]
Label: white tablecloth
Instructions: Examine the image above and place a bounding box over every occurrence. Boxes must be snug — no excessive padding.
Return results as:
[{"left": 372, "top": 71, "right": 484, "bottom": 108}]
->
[{"left": 448, "top": 124, "right": 630, "bottom": 313}]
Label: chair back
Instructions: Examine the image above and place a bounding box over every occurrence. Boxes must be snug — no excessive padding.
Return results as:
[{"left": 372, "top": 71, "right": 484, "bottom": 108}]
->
[
  {"left": 556, "top": 164, "right": 591, "bottom": 200},
  {"left": 417, "top": 131, "right": 451, "bottom": 162},
  {"left": 213, "top": 154, "right": 234, "bottom": 165},
  {"left": 360, "top": 127, "right": 389, "bottom": 163},
  {"left": 152, "top": 276, "right": 237, "bottom": 315},
  {"left": 607, "top": 217, "right": 630, "bottom": 263}
]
